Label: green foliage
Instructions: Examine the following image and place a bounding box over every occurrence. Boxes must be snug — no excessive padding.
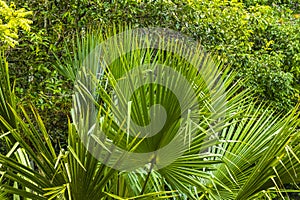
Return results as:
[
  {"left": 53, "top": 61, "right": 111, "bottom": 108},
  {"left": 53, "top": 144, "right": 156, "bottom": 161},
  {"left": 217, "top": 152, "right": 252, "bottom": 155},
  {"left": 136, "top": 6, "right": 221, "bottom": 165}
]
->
[
  {"left": 185, "top": 0, "right": 300, "bottom": 111},
  {"left": 0, "top": 28, "right": 300, "bottom": 199},
  {"left": 0, "top": 51, "right": 17, "bottom": 154},
  {"left": 6, "top": 1, "right": 299, "bottom": 136},
  {"left": 0, "top": 0, "right": 299, "bottom": 198},
  {"left": 0, "top": 0, "right": 32, "bottom": 49},
  {"left": 243, "top": 0, "right": 300, "bottom": 12},
  {"left": 0, "top": 190, "right": 8, "bottom": 200},
  {"left": 0, "top": 52, "right": 15, "bottom": 132}
]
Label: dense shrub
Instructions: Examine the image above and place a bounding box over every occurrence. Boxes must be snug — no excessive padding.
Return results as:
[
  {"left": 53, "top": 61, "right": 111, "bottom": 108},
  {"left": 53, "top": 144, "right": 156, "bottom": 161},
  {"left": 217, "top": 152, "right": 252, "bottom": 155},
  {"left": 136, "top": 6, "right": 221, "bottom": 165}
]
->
[
  {"left": 0, "top": 0, "right": 32, "bottom": 49},
  {"left": 3, "top": 0, "right": 299, "bottom": 145}
]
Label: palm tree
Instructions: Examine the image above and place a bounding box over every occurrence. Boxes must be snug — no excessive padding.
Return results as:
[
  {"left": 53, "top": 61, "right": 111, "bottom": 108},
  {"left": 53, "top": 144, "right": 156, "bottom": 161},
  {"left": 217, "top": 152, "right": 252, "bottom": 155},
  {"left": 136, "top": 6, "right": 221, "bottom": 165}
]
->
[{"left": 0, "top": 26, "right": 299, "bottom": 199}]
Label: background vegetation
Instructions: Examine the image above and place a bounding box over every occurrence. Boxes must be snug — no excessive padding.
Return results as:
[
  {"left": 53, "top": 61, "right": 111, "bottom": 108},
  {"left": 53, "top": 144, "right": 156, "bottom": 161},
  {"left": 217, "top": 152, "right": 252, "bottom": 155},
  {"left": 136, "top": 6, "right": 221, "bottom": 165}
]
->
[{"left": 2, "top": 0, "right": 299, "bottom": 143}]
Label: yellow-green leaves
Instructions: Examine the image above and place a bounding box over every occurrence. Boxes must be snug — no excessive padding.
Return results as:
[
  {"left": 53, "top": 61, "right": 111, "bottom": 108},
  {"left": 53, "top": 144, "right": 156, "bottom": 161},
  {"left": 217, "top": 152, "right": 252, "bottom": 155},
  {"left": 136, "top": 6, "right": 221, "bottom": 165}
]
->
[{"left": 0, "top": 0, "right": 32, "bottom": 49}]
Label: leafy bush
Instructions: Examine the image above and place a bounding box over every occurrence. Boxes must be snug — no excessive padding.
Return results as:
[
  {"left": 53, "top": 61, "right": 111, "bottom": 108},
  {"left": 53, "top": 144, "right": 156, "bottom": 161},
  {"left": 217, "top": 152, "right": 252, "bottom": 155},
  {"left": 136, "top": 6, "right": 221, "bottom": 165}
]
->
[
  {"left": 187, "top": 1, "right": 299, "bottom": 111},
  {"left": 3, "top": 0, "right": 299, "bottom": 156},
  {"left": 0, "top": 0, "right": 32, "bottom": 49},
  {"left": 243, "top": 0, "right": 300, "bottom": 12}
]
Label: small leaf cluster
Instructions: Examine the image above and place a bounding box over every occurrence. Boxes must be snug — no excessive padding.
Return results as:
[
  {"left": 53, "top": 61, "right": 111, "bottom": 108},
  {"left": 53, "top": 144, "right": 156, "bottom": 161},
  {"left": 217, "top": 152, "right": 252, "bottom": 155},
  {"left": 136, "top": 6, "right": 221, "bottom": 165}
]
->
[{"left": 0, "top": 0, "right": 32, "bottom": 49}]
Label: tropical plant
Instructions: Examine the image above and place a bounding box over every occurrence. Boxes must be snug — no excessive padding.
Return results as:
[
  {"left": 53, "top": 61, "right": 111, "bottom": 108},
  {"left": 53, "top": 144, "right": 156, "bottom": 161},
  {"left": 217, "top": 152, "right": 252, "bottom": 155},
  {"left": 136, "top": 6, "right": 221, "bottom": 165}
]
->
[
  {"left": 0, "top": 26, "right": 299, "bottom": 199},
  {"left": 0, "top": 51, "right": 17, "bottom": 152},
  {"left": 0, "top": 190, "right": 8, "bottom": 200},
  {"left": 6, "top": 0, "right": 300, "bottom": 145}
]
